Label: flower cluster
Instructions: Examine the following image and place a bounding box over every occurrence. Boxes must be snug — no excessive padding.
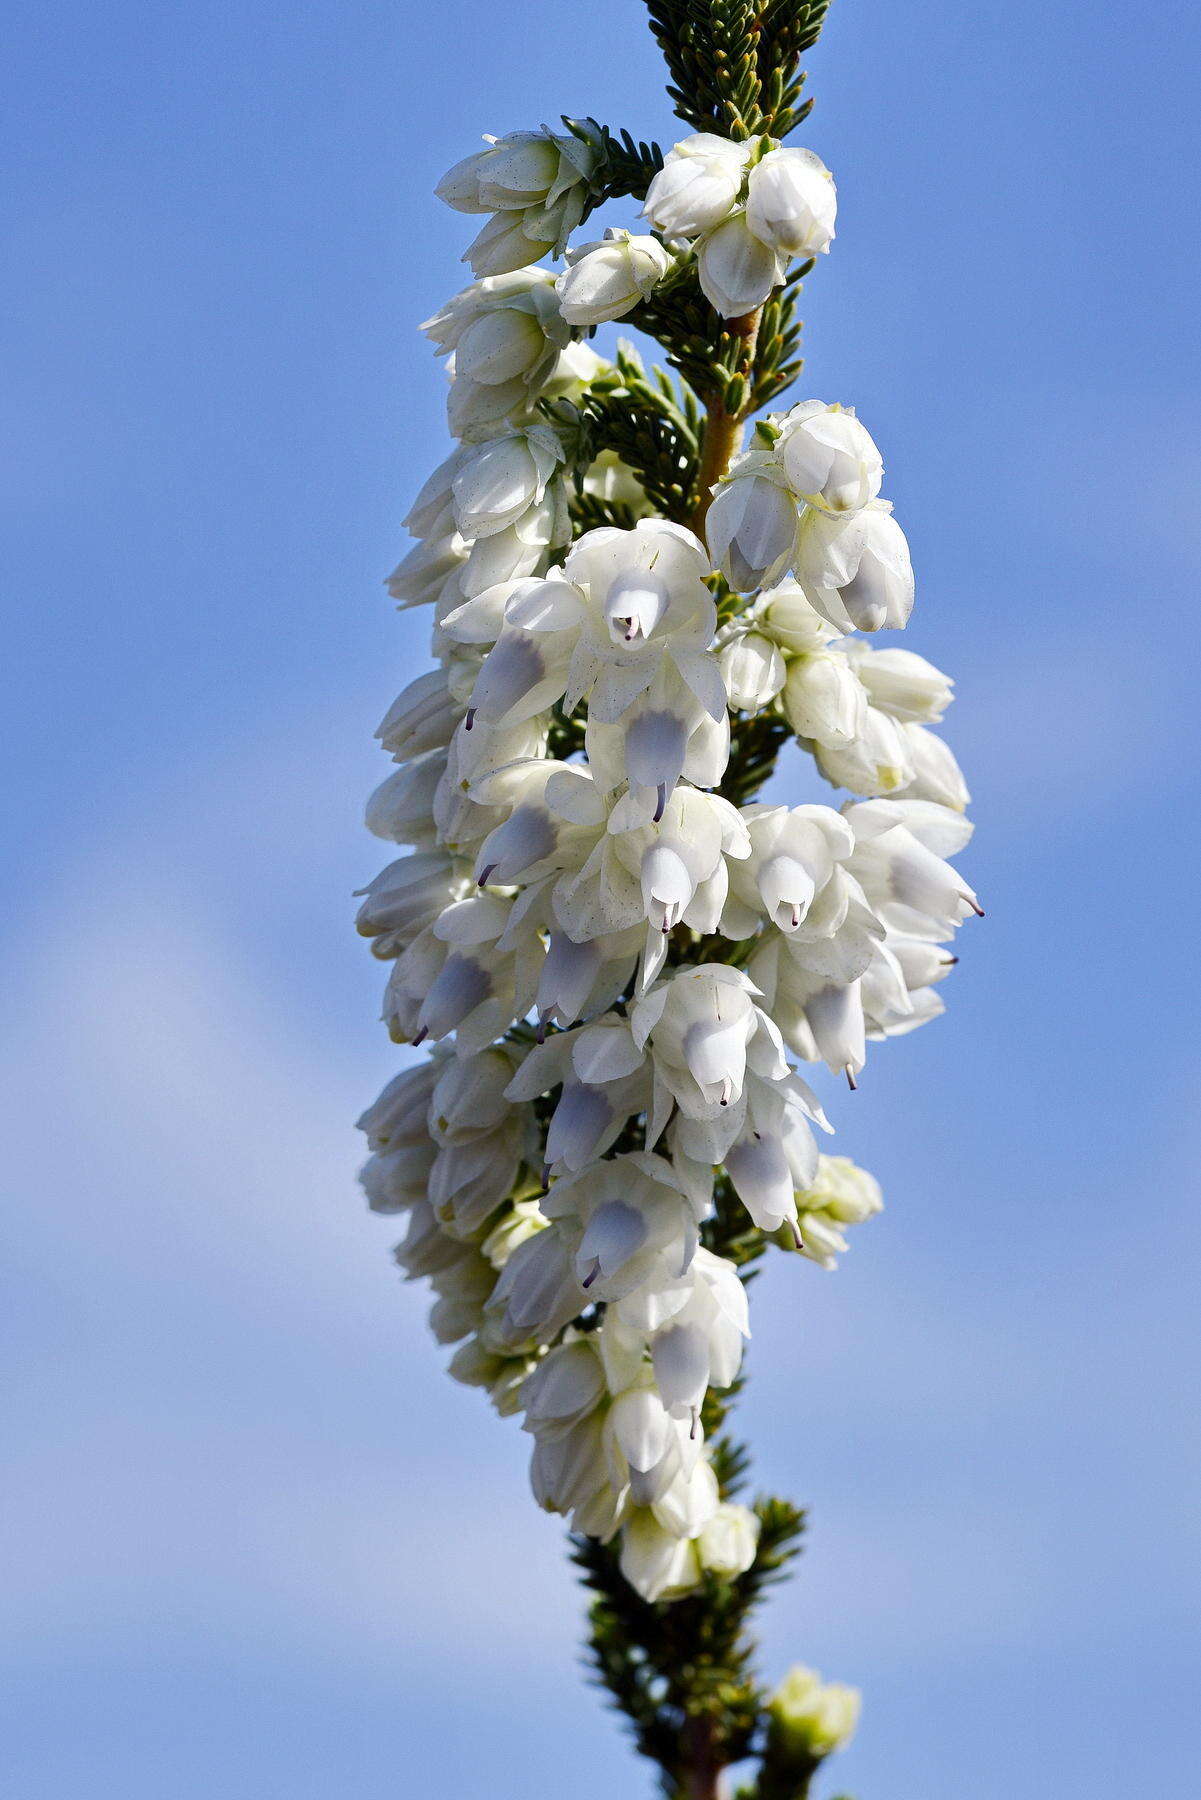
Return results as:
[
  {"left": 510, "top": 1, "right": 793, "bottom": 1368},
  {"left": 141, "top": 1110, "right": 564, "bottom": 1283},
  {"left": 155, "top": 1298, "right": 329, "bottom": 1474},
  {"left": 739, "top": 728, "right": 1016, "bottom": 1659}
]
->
[
  {"left": 644, "top": 132, "right": 836, "bottom": 316},
  {"left": 356, "top": 109, "right": 977, "bottom": 1610}
]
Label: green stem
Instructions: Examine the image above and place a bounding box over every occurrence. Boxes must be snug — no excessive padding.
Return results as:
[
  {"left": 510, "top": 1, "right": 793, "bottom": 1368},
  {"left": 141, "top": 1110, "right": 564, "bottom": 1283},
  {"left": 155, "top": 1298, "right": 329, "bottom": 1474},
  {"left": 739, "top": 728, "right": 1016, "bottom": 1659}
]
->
[{"left": 689, "top": 306, "right": 763, "bottom": 535}]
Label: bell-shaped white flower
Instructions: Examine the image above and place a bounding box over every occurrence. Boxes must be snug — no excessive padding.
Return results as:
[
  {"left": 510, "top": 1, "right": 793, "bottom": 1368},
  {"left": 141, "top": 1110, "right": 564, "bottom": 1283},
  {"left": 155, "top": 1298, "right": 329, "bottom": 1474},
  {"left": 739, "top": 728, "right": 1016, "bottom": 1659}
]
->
[
  {"left": 843, "top": 641, "right": 953, "bottom": 723},
  {"left": 697, "top": 1502, "right": 760, "bottom": 1578},
  {"left": 897, "top": 722, "right": 970, "bottom": 810},
  {"left": 781, "top": 649, "right": 868, "bottom": 748},
  {"left": 630, "top": 963, "right": 787, "bottom": 1119},
  {"left": 811, "top": 703, "right": 915, "bottom": 797},
  {"left": 354, "top": 851, "right": 466, "bottom": 959},
  {"left": 745, "top": 147, "right": 837, "bottom": 260},
  {"left": 795, "top": 501, "right": 915, "bottom": 633},
  {"left": 757, "top": 579, "right": 839, "bottom": 653},
  {"left": 451, "top": 423, "right": 568, "bottom": 540},
  {"left": 437, "top": 129, "right": 597, "bottom": 274},
  {"left": 544, "top": 1151, "right": 703, "bottom": 1305},
  {"left": 789, "top": 1153, "right": 884, "bottom": 1268},
  {"left": 697, "top": 210, "right": 786, "bottom": 318},
  {"left": 357, "top": 1058, "right": 441, "bottom": 1152},
  {"left": 555, "top": 229, "right": 672, "bottom": 326},
  {"left": 376, "top": 668, "right": 462, "bottom": 761},
  {"left": 487, "top": 1225, "right": 582, "bottom": 1349},
  {"left": 723, "top": 802, "right": 855, "bottom": 935},
  {"left": 777, "top": 400, "right": 882, "bottom": 515},
  {"left": 844, "top": 802, "right": 981, "bottom": 937},
  {"left": 719, "top": 628, "right": 787, "bottom": 713},
  {"left": 423, "top": 267, "right": 575, "bottom": 440},
  {"left": 364, "top": 749, "right": 446, "bottom": 845},
  {"left": 386, "top": 527, "right": 468, "bottom": 611},
  {"left": 707, "top": 460, "right": 798, "bottom": 591},
  {"left": 643, "top": 132, "right": 752, "bottom": 238},
  {"left": 619, "top": 1510, "right": 702, "bottom": 1602}
]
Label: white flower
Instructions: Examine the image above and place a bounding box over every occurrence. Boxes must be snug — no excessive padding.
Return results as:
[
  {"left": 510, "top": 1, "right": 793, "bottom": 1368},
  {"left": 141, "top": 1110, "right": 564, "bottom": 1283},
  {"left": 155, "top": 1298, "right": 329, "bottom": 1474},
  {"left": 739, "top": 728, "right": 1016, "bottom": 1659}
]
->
[
  {"left": 451, "top": 423, "right": 568, "bottom": 540},
  {"left": 376, "top": 668, "right": 462, "bottom": 761},
  {"left": 843, "top": 641, "right": 952, "bottom": 723},
  {"left": 630, "top": 964, "right": 787, "bottom": 1117},
  {"left": 707, "top": 462, "right": 798, "bottom": 590},
  {"left": 745, "top": 147, "right": 837, "bottom": 260},
  {"left": 619, "top": 1510, "right": 702, "bottom": 1602},
  {"left": 723, "top": 802, "right": 855, "bottom": 935},
  {"left": 354, "top": 851, "right": 465, "bottom": 958},
  {"left": 719, "top": 629, "right": 787, "bottom": 712},
  {"left": 437, "top": 130, "right": 597, "bottom": 274},
  {"left": 555, "top": 229, "right": 672, "bottom": 326},
  {"left": 697, "top": 1501, "right": 760, "bottom": 1578},
  {"left": 697, "top": 209, "right": 787, "bottom": 317},
  {"left": 643, "top": 132, "right": 752, "bottom": 237},
  {"left": 792, "top": 1153, "right": 883, "bottom": 1269},
  {"left": 781, "top": 649, "right": 867, "bottom": 747},
  {"left": 777, "top": 401, "right": 882, "bottom": 515},
  {"left": 423, "top": 267, "right": 573, "bottom": 439},
  {"left": 811, "top": 703, "right": 915, "bottom": 797},
  {"left": 386, "top": 528, "right": 468, "bottom": 611},
  {"left": 897, "top": 721, "right": 970, "bottom": 810},
  {"left": 794, "top": 502, "right": 915, "bottom": 633},
  {"left": 542, "top": 1151, "right": 703, "bottom": 1305}
]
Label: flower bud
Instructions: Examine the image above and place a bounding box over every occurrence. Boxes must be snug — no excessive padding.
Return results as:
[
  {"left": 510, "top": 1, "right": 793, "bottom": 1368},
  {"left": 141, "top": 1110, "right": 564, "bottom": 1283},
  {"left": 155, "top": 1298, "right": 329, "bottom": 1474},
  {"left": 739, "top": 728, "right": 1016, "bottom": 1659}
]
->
[
  {"left": 778, "top": 401, "right": 882, "bottom": 515},
  {"left": 697, "top": 1501, "right": 760, "bottom": 1579},
  {"left": 745, "top": 148, "right": 837, "bottom": 260},
  {"left": 643, "top": 132, "right": 751, "bottom": 237},
  {"left": 555, "top": 229, "right": 672, "bottom": 327},
  {"left": 437, "top": 130, "right": 597, "bottom": 274},
  {"left": 795, "top": 503, "right": 915, "bottom": 633},
  {"left": 767, "top": 1665, "right": 861, "bottom": 1759},
  {"left": 782, "top": 651, "right": 867, "bottom": 747},
  {"left": 697, "top": 211, "right": 785, "bottom": 318},
  {"left": 847, "top": 644, "right": 952, "bottom": 723},
  {"left": 707, "top": 471, "right": 797, "bottom": 591},
  {"left": 719, "top": 630, "right": 787, "bottom": 711}
]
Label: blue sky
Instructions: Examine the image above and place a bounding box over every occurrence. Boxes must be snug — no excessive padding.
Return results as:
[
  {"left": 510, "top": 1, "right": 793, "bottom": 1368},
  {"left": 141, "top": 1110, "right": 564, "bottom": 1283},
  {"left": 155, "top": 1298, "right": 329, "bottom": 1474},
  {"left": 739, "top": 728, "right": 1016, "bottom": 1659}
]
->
[{"left": 3, "top": 1, "right": 1200, "bottom": 1795}]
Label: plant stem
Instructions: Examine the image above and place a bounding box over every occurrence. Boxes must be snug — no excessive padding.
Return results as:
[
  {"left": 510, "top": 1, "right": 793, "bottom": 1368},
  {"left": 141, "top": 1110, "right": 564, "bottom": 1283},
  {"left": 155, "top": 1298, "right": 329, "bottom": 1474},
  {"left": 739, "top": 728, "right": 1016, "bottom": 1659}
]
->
[
  {"left": 679, "top": 1715, "right": 724, "bottom": 1800},
  {"left": 689, "top": 306, "right": 763, "bottom": 536}
]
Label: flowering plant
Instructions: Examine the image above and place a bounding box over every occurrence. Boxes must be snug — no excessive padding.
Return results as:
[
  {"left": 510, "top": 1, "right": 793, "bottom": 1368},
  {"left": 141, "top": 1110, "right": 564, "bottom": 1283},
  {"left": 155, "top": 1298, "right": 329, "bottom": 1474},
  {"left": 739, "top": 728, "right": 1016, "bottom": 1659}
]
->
[{"left": 356, "top": 4, "right": 977, "bottom": 1794}]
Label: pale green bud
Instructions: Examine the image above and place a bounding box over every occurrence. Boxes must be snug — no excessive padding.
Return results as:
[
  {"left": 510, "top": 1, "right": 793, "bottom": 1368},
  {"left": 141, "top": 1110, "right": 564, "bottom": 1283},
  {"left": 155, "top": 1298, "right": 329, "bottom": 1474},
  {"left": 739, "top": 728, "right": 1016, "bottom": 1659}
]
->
[{"left": 768, "top": 1664, "right": 861, "bottom": 1758}]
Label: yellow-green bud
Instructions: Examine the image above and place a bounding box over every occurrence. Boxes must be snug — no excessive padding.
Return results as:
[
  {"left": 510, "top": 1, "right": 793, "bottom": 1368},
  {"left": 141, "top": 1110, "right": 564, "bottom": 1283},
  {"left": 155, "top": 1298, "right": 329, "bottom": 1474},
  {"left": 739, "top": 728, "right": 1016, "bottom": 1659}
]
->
[{"left": 768, "top": 1664, "right": 861, "bottom": 1759}]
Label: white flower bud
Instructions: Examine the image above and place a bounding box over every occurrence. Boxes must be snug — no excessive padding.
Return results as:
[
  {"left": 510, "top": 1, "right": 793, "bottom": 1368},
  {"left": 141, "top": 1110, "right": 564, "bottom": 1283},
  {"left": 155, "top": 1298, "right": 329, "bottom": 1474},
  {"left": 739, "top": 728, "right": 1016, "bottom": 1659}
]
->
[
  {"left": 846, "top": 644, "right": 952, "bottom": 723},
  {"left": 782, "top": 651, "right": 868, "bottom": 747},
  {"left": 707, "top": 471, "right": 797, "bottom": 591},
  {"left": 719, "top": 630, "right": 787, "bottom": 711},
  {"left": 696, "top": 1501, "right": 760, "bottom": 1578},
  {"left": 643, "top": 132, "right": 752, "bottom": 237},
  {"left": 795, "top": 503, "right": 915, "bottom": 633},
  {"left": 697, "top": 210, "right": 785, "bottom": 318},
  {"left": 745, "top": 147, "right": 837, "bottom": 260},
  {"left": 555, "top": 229, "right": 673, "bottom": 326},
  {"left": 437, "top": 131, "right": 597, "bottom": 275},
  {"left": 899, "top": 722, "right": 970, "bottom": 810},
  {"left": 777, "top": 401, "right": 882, "bottom": 515},
  {"left": 767, "top": 1666, "right": 861, "bottom": 1758}
]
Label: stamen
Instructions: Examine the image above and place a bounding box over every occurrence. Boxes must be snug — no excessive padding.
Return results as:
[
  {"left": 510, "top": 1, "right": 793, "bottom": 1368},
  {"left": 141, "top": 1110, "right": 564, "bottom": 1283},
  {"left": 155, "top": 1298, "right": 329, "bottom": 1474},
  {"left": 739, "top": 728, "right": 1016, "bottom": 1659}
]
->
[
  {"left": 464, "top": 707, "right": 476, "bottom": 730},
  {"left": 653, "top": 781, "right": 667, "bottom": 824},
  {"left": 411, "top": 1026, "right": 428, "bottom": 1047},
  {"left": 477, "top": 863, "right": 497, "bottom": 887},
  {"left": 845, "top": 1065, "right": 858, "bottom": 1091}
]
